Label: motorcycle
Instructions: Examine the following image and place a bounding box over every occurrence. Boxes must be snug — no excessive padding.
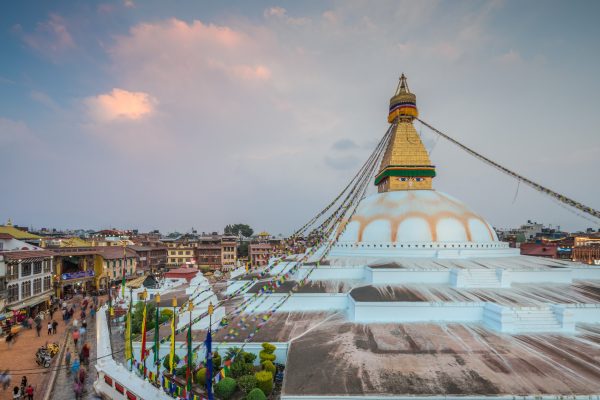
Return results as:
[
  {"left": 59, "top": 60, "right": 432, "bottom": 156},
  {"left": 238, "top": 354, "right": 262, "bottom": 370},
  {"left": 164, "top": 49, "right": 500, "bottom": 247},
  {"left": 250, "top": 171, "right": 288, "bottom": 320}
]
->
[{"left": 35, "top": 348, "right": 52, "bottom": 368}]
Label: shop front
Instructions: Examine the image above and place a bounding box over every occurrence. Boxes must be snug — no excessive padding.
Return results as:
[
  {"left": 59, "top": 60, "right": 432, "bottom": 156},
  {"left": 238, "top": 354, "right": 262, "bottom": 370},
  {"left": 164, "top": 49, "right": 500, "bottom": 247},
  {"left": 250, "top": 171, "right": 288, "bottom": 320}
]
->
[{"left": 60, "top": 269, "right": 95, "bottom": 298}]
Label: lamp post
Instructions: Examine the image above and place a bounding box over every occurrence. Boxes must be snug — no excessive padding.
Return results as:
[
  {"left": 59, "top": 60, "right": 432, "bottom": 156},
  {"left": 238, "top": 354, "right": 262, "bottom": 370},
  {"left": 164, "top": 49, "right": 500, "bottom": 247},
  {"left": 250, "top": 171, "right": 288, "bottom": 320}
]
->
[
  {"left": 187, "top": 301, "right": 194, "bottom": 393},
  {"left": 142, "top": 288, "right": 148, "bottom": 373}
]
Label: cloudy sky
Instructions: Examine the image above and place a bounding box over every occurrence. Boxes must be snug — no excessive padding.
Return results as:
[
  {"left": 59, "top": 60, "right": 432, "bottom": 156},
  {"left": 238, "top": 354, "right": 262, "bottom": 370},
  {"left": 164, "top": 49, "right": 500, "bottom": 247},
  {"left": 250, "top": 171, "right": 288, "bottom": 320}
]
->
[{"left": 1, "top": 0, "right": 599, "bottom": 234}]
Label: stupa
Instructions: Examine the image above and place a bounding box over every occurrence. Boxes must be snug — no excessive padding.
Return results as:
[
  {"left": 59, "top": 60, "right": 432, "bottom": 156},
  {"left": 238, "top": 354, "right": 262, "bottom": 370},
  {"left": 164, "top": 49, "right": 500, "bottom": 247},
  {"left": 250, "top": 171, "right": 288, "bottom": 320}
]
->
[{"left": 222, "top": 76, "right": 600, "bottom": 398}]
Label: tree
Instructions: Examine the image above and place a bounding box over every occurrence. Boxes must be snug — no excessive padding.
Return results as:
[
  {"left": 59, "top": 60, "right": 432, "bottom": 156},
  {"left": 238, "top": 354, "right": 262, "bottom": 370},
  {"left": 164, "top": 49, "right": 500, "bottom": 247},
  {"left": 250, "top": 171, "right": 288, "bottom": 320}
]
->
[
  {"left": 224, "top": 224, "right": 254, "bottom": 238},
  {"left": 132, "top": 301, "right": 172, "bottom": 334}
]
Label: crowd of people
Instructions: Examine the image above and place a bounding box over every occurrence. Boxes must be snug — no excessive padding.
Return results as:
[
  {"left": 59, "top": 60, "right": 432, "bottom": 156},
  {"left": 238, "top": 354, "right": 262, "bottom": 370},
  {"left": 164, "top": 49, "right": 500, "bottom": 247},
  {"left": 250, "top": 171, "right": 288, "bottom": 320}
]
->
[{"left": 1, "top": 294, "right": 101, "bottom": 399}]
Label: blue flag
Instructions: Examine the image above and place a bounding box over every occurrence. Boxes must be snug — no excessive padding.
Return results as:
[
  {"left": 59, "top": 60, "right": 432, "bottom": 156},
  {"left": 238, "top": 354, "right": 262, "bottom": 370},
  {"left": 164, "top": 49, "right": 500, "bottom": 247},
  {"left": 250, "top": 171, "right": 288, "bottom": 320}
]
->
[{"left": 205, "top": 329, "right": 213, "bottom": 400}]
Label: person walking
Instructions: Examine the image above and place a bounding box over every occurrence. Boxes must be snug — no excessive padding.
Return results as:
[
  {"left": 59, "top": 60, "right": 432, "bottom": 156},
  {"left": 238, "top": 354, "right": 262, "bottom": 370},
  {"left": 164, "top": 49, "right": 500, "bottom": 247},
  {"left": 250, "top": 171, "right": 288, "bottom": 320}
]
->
[
  {"left": 24, "top": 384, "right": 33, "bottom": 400},
  {"left": 12, "top": 386, "right": 20, "bottom": 399},
  {"left": 35, "top": 322, "right": 41, "bottom": 337},
  {"left": 72, "top": 328, "right": 80, "bottom": 347},
  {"left": 71, "top": 358, "right": 80, "bottom": 379},
  {"left": 81, "top": 343, "right": 90, "bottom": 366},
  {"left": 65, "top": 351, "right": 72, "bottom": 373},
  {"left": 47, "top": 321, "right": 52, "bottom": 335},
  {"left": 52, "top": 320, "right": 58, "bottom": 334},
  {"left": 1, "top": 370, "right": 10, "bottom": 390}
]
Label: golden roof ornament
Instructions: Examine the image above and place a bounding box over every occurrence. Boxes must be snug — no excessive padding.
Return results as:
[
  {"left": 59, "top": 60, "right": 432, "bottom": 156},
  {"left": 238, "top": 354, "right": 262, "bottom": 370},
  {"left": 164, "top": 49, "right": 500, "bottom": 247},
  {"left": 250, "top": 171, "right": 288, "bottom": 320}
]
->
[{"left": 375, "top": 74, "right": 436, "bottom": 192}]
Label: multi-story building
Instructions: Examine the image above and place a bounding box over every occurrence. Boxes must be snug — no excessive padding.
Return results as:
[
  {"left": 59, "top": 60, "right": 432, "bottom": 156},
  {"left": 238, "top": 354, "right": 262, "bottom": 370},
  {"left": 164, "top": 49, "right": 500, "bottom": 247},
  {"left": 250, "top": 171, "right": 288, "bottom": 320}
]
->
[
  {"left": 128, "top": 245, "right": 167, "bottom": 273},
  {"left": 249, "top": 233, "right": 282, "bottom": 268},
  {"left": 162, "top": 236, "right": 197, "bottom": 268},
  {"left": 572, "top": 245, "right": 600, "bottom": 265},
  {"left": 195, "top": 235, "right": 238, "bottom": 271},
  {"left": 0, "top": 234, "right": 54, "bottom": 318},
  {"left": 221, "top": 236, "right": 237, "bottom": 271}
]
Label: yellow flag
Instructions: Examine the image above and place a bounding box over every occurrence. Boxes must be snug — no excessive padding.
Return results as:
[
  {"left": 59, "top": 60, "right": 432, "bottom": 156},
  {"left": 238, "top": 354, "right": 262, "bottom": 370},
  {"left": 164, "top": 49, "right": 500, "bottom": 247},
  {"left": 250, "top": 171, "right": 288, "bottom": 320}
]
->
[
  {"left": 125, "top": 306, "right": 132, "bottom": 361},
  {"left": 169, "top": 311, "right": 176, "bottom": 373}
]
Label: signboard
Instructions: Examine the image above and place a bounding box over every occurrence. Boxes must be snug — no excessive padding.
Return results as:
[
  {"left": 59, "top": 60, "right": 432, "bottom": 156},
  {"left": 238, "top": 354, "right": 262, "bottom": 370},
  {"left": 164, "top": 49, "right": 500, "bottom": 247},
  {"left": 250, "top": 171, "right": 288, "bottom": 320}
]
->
[
  {"left": 61, "top": 270, "right": 95, "bottom": 281},
  {"left": 594, "top": 260, "right": 600, "bottom": 266}
]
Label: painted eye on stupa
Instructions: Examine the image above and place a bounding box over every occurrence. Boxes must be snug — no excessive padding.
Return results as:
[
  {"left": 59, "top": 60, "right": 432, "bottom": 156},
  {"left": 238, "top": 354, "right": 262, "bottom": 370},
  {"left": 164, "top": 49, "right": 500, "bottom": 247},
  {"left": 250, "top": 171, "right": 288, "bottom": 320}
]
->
[{"left": 400, "top": 177, "right": 407, "bottom": 182}]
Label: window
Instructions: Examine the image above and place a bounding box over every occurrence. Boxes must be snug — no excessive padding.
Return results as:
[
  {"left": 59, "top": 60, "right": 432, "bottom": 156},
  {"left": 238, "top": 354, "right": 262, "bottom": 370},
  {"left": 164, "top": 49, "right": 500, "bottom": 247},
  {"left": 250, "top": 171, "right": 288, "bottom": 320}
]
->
[
  {"left": 22, "top": 263, "right": 32, "bottom": 277},
  {"left": 43, "top": 276, "right": 51, "bottom": 291},
  {"left": 22, "top": 280, "right": 31, "bottom": 298},
  {"left": 186, "top": 251, "right": 190, "bottom": 255},
  {"left": 7, "top": 284, "right": 19, "bottom": 303},
  {"left": 33, "top": 278, "right": 42, "bottom": 294},
  {"left": 34, "top": 261, "right": 42, "bottom": 274},
  {"left": 129, "top": 259, "right": 133, "bottom": 265},
  {"left": 43, "top": 260, "right": 51, "bottom": 273},
  {"left": 178, "top": 251, "right": 183, "bottom": 255},
  {"left": 7, "top": 264, "right": 18, "bottom": 280}
]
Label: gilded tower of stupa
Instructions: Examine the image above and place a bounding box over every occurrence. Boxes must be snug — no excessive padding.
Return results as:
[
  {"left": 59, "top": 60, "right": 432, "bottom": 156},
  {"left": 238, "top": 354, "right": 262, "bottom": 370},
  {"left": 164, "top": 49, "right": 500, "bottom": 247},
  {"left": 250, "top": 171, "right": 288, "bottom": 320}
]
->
[{"left": 374, "top": 74, "right": 436, "bottom": 192}]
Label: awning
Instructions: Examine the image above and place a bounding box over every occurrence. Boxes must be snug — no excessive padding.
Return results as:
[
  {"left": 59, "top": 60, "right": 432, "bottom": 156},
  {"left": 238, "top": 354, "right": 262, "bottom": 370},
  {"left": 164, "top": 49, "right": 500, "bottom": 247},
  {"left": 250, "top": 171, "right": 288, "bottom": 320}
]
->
[
  {"left": 126, "top": 275, "right": 148, "bottom": 289},
  {"left": 7, "top": 293, "right": 51, "bottom": 311}
]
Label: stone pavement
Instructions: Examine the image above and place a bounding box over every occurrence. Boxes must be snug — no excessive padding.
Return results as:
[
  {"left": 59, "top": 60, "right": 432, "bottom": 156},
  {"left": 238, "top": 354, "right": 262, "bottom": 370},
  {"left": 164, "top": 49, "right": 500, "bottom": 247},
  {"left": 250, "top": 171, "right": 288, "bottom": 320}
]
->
[
  {"left": 0, "top": 301, "right": 77, "bottom": 400},
  {"left": 50, "top": 305, "right": 100, "bottom": 400}
]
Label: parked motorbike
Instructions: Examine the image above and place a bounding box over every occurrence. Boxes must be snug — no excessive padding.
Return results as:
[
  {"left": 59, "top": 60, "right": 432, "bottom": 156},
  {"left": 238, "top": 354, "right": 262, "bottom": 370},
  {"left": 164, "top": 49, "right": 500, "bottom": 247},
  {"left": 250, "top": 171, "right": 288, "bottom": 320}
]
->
[{"left": 36, "top": 348, "right": 52, "bottom": 368}]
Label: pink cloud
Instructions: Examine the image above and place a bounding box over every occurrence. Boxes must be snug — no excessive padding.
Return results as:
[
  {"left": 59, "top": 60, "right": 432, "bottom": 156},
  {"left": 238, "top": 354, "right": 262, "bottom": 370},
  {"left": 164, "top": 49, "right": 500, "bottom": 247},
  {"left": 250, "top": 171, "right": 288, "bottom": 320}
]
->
[
  {"left": 18, "top": 14, "right": 75, "bottom": 58},
  {"left": 85, "top": 88, "right": 157, "bottom": 122}
]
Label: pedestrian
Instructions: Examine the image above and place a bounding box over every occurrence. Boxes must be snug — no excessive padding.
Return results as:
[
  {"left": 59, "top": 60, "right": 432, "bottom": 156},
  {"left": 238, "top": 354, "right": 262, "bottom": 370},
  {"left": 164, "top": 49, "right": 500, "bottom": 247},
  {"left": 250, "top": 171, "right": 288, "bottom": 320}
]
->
[
  {"left": 12, "top": 386, "right": 19, "bottom": 400},
  {"left": 0, "top": 370, "right": 10, "bottom": 390},
  {"left": 73, "top": 381, "right": 83, "bottom": 400},
  {"left": 52, "top": 320, "right": 58, "bottom": 334},
  {"left": 90, "top": 308, "right": 96, "bottom": 320},
  {"left": 82, "top": 320, "right": 87, "bottom": 330},
  {"left": 47, "top": 321, "right": 52, "bottom": 335},
  {"left": 78, "top": 366, "right": 86, "bottom": 385},
  {"left": 35, "top": 323, "right": 41, "bottom": 337},
  {"left": 6, "top": 332, "right": 14, "bottom": 349},
  {"left": 50, "top": 307, "right": 55, "bottom": 320},
  {"left": 65, "top": 351, "right": 72, "bottom": 372},
  {"left": 81, "top": 343, "right": 90, "bottom": 365},
  {"left": 72, "top": 329, "right": 80, "bottom": 346},
  {"left": 73, "top": 318, "right": 79, "bottom": 328},
  {"left": 71, "top": 358, "right": 80, "bottom": 378},
  {"left": 79, "top": 325, "right": 86, "bottom": 341},
  {"left": 24, "top": 384, "right": 33, "bottom": 400},
  {"left": 20, "top": 376, "right": 26, "bottom": 393}
]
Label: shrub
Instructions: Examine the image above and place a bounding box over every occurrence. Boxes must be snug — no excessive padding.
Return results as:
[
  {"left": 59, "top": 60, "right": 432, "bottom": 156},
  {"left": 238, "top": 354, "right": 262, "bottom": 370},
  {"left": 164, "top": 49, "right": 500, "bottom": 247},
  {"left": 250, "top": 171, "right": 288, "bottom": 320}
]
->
[
  {"left": 243, "top": 352, "right": 257, "bottom": 364},
  {"left": 195, "top": 367, "right": 207, "bottom": 385},
  {"left": 258, "top": 350, "right": 275, "bottom": 363},
  {"left": 174, "top": 365, "right": 188, "bottom": 378},
  {"left": 255, "top": 370, "right": 273, "bottom": 396},
  {"left": 262, "top": 342, "right": 276, "bottom": 353},
  {"left": 213, "top": 351, "right": 222, "bottom": 370},
  {"left": 225, "top": 347, "right": 241, "bottom": 361},
  {"left": 163, "top": 354, "right": 180, "bottom": 371},
  {"left": 214, "top": 377, "right": 237, "bottom": 400},
  {"left": 246, "top": 388, "right": 267, "bottom": 400},
  {"left": 230, "top": 359, "right": 255, "bottom": 378},
  {"left": 259, "top": 342, "right": 276, "bottom": 363},
  {"left": 237, "top": 374, "right": 258, "bottom": 394},
  {"left": 261, "top": 360, "right": 276, "bottom": 376}
]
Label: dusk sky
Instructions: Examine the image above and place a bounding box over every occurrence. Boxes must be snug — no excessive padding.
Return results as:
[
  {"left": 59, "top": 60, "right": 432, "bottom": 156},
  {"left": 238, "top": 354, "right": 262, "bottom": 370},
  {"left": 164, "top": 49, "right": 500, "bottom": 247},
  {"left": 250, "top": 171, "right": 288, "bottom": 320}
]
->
[{"left": 1, "top": 1, "right": 599, "bottom": 234}]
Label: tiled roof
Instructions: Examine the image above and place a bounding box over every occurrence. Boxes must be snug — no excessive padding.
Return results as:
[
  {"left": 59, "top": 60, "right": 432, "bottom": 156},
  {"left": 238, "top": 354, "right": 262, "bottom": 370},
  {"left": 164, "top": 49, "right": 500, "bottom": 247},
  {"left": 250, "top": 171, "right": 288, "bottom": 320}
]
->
[
  {"left": 1, "top": 249, "right": 55, "bottom": 260},
  {"left": 0, "top": 226, "right": 41, "bottom": 240}
]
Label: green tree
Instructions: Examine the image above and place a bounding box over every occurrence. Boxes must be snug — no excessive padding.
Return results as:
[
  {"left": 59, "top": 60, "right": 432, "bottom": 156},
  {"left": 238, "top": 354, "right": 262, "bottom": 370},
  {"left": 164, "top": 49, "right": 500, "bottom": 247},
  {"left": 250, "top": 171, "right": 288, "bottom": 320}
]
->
[{"left": 224, "top": 224, "right": 254, "bottom": 238}]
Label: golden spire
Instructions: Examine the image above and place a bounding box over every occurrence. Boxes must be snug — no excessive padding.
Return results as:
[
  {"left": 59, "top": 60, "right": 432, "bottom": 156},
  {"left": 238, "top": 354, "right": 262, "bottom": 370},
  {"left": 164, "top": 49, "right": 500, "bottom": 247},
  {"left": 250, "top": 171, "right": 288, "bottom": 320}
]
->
[{"left": 375, "top": 74, "right": 436, "bottom": 192}]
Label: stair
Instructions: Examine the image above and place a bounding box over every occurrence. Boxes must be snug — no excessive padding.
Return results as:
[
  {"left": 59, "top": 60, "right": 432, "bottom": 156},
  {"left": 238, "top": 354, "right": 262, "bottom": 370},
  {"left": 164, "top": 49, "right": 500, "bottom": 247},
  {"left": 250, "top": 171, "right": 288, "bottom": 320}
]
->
[
  {"left": 461, "top": 269, "right": 500, "bottom": 288},
  {"left": 511, "top": 306, "right": 561, "bottom": 332}
]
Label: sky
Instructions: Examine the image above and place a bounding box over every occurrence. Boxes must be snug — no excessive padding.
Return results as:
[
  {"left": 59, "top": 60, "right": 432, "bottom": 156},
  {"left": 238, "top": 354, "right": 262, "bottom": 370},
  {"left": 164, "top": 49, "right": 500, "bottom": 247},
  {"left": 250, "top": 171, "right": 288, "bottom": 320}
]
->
[{"left": 1, "top": 0, "right": 599, "bottom": 235}]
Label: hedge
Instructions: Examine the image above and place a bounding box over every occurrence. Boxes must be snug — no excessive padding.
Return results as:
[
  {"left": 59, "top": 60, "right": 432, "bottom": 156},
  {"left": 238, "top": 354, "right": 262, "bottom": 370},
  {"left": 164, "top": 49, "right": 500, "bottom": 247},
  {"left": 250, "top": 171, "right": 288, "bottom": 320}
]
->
[
  {"left": 237, "top": 374, "right": 258, "bottom": 394},
  {"left": 246, "top": 388, "right": 267, "bottom": 400},
  {"left": 255, "top": 370, "right": 273, "bottom": 396},
  {"left": 214, "top": 377, "right": 237, "bottom": 400}
]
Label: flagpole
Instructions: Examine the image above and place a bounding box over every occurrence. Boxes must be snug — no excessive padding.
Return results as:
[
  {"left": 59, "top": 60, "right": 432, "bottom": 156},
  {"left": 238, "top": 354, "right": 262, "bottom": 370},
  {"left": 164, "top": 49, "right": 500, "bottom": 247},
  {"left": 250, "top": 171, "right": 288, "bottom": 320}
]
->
[
  {"left": 187, "top": 301, "right": 194, "bottom": 395},
  {"left": 170, "top": 297, "right": 177, "bottom": 376},
  {"left": 141, "top": 288, "right": 148, "bottom": 376},
  {"left": 207, "top": 302, "right": 214, "bottom": 400},
  {"left": 129, "top": 286, "right": 133, "bottom": 371},
  {"left": 154, "top": 293, "right": 161, "bottom": 384}
]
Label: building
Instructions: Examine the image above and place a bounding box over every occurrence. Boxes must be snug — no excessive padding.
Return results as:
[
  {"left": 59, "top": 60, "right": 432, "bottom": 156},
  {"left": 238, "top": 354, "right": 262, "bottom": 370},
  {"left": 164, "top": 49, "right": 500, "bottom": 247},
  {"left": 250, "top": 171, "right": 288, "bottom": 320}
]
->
[
  {"left": 0, "top": 219, "right": 41, "bottom": 242},
  {"left": 572, "top": 245, "right": 600, "bottom": 265},
  {"left": 248, "top": 233, "right": 282, "bottom": 267},
  {"left": 220, "top": 236, "right": 238, "bottom": 271},
  {"left": 0, "top": 234, "right": 54, "bottom": 319},
  {"left": 196, "top": 235, "right": 238, "bottom": 271},
  {"left": 128, "top": 245, "right": 167, "bottom": 273},
  {"left": 162, "top": 236, "right": 197, "bottom": 268},
  {"left": 519, "top": 242, "right": 558, "bottom": 258}
]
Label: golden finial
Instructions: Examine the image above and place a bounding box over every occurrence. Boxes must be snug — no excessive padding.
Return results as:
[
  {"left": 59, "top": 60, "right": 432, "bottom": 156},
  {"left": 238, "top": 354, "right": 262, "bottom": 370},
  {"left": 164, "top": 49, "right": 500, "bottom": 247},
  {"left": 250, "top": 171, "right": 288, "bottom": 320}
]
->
[
  {"left": 172, "top": 297, "right": 177, "bottom": 307},
  {"left": 188, "top": 301, "right": 194, "bottom": 312},
  {"left": 155, "top": 293, "right": 161, "bottom": 304},
  {"left": 208, "top": 302, "right": 214, "bottom": 316},
  {"left": 142, "top": 288, "right": 148, "bottom": 300}
]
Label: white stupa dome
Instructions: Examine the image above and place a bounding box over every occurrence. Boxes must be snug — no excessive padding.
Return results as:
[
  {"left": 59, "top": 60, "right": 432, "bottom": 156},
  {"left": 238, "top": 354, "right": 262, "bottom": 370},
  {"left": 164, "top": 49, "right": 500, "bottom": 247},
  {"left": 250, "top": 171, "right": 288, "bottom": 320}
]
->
[
  {"left": 339, "top": 190, "right": 498, "bottom": 244},
  {"left": 328, "top": 190, "right": 513, "bottom": 260}
]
